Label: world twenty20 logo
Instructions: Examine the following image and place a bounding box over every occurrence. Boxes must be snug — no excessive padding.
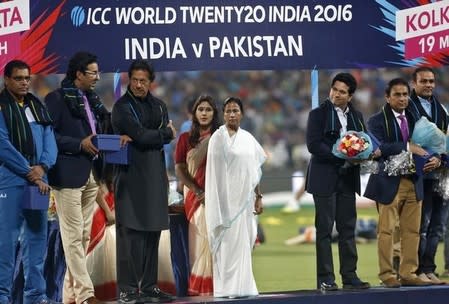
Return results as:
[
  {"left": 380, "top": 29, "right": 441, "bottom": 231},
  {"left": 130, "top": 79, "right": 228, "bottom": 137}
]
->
[{"left": 71, "top": 6, "right": 85, "bottom": 27}]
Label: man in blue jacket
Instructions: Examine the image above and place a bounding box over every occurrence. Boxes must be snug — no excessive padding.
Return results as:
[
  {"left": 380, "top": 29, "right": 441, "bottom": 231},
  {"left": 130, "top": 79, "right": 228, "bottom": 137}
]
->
[{"left": 0, "top": 60, "right": 57, "bottom": 304}]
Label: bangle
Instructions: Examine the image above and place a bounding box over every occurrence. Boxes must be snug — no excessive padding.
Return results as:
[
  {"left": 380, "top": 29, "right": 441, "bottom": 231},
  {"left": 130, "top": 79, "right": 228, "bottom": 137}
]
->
[{"left": 256, "top": 193, "right": 263, "bottom": 199}]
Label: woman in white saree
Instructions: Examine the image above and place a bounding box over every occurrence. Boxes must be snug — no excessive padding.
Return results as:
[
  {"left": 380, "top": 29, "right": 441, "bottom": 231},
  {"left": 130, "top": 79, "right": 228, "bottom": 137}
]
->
[{"left": 205, "top": 97, "right": 266, "bottom": 298}]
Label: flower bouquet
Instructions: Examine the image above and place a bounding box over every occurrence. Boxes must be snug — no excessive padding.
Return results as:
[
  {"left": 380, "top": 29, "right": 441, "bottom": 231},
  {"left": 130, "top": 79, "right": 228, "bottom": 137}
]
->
[
  {"left": 333, "top": 131, "right": 378, "bottom": 174},
  {"left": 332, "top": 131, "right": 374, "bottom": 160},
  {"left": 411, "top": 116, "right": 446, "bottom": 175},
  {"left": 411, "top": 116, "right": 446, "bottom": 154}
]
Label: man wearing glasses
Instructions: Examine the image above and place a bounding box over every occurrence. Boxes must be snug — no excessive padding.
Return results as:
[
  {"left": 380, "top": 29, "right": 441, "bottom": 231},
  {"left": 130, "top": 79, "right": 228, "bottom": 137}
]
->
[
  {"left": 45, "top": 52, "right": 109, "bottom": 304},
  {"left": 0, "top": 60, "right": 57, "bottom": 304}
]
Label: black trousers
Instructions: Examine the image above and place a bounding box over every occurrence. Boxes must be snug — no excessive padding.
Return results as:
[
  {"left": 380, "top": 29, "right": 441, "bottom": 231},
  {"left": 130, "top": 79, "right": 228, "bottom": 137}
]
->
[
  {"left": 313, "top": 190, "right": 358, "bottom": 288},
  {"left": 116, "top": 224, "right": 161, "bottom": 293}
]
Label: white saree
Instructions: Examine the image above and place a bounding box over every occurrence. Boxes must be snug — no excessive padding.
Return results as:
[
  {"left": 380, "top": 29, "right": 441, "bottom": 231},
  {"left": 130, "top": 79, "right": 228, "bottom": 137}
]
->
[{"left": 205, "top": 125, "right": 266, "bottom": 297}]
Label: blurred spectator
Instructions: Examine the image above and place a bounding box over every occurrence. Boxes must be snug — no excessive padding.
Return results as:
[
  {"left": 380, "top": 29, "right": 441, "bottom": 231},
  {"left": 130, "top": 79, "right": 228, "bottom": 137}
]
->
[{"left": 32, "top": 67, "right": 448, "bottom": 179}]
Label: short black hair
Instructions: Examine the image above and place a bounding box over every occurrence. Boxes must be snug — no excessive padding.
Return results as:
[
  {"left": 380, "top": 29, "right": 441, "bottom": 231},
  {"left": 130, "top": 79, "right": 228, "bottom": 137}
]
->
[
  {"left": 331, "top": 73, "right": 357, "bottom": 95},
  {"left": 66, "top": 51, "right": 98, "bottom": 81},
  {"left": 385, "top": 78, "right": 410, "bottom": 96},
  {"left": 4, "top": 60, "right": 30, "bottom": 77},
  {"left": 128, "top": 59, "right": 155, "bottom": 82},
  {"left": 223, "top": 96, "right": 244, "bottom": 115},
  {"left": 412, "top": 66, "right": 434, "bottom": 81}
]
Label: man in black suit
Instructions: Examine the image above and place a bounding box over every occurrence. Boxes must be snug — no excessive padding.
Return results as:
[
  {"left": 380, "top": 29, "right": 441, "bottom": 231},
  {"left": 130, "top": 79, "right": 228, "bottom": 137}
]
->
[
  {"left": 45, "top": 52, "right": 109, "bottom": 304},
  {"left": 305, "top": 72, "right": 370, "bottom": 291},
  {"left": 364, "top": 78, "right": 430, "bottom": 288},
  {"left": 112, "top": 59, "right": 176, "bottom": 303}
]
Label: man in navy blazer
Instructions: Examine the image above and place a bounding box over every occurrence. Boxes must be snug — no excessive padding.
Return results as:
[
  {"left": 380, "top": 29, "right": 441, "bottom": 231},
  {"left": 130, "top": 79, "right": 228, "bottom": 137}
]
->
[
  {"left": 305, "top": 73, "right": 370, "bottom": 291},
  {"left": 364, "top": 78, "right": 430, "bottom": 288},
  {"left": 45, "top": 52, "right": 108, "bottom": 304}
]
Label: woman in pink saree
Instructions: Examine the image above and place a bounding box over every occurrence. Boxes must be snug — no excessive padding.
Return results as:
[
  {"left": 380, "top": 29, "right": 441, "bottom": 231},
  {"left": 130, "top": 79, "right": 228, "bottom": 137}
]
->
[{"left": 175, "top": 95, "right": 220, "bottom": 296}]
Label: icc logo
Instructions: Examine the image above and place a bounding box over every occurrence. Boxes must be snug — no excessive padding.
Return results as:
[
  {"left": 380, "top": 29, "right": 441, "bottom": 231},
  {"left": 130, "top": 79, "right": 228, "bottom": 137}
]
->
[
  {"left": 70, "top": 6, "right": 111, "bottom": 26},
  {"left": 71, "top": 6, "right": 85, "bottom": 27}
]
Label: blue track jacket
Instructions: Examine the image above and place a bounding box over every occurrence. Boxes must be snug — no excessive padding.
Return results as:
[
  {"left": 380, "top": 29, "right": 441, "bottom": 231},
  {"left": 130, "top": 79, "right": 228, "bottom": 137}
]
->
[{"left": 0, "top": 107, "right": 57, "bottom": 189}]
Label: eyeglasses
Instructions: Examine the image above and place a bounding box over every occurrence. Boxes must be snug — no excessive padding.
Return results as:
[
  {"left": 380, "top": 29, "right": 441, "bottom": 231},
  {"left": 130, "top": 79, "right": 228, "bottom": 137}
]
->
[
  {"left": 11, "top": 76, "right": 31, "bottom": 83},
  {"left": 84, "top": 70, "right": 101, "bottom": 78}
]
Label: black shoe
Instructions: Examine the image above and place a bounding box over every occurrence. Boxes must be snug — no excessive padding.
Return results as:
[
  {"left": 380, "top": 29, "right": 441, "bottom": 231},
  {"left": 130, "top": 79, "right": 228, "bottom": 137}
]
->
[
  {"left": 139, "top": 287, "right": 175, "bottom": 303},
  {"left": 319, "top": 281, "right": 338, "bottom": 291},
  {"left": 119, "top": 290, "right": 139, "bottom": 304},
  {"left": 343, "top": 277, "right": 371, "bottom": 290}
]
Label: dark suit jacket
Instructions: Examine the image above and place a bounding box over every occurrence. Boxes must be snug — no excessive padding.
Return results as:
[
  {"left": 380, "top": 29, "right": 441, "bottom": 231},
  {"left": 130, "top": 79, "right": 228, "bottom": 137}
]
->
[
  {"left": 364, "top": 106, "right": 423, "bottom": 204},
  {"left": 45, "top": 89, "right": 95, "bottom": 188},
  {"left": 305, "top": 101, "right": 364, "bottom": 196}
]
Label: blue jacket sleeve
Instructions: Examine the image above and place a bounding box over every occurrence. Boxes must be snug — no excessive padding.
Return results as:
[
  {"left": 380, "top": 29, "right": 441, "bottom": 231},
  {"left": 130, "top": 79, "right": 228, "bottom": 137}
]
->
[
  {"left": 37, "top": 125, "right": 58, "bottom": 169},
  {"left": 0, "top": 112, "right": 30, "bottom": 177}
]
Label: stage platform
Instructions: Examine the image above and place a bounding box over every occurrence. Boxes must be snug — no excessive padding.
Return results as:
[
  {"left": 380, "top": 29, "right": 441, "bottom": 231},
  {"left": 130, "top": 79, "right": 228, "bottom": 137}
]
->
[{"left": 169, "top": 285, "right": 449, "bottom": 304}]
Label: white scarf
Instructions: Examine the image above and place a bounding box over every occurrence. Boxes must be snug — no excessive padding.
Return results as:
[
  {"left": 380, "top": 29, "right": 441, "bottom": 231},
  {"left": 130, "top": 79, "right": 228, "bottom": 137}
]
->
[{"left": 205, "top": 125, "right": 266, "bottom": 254}]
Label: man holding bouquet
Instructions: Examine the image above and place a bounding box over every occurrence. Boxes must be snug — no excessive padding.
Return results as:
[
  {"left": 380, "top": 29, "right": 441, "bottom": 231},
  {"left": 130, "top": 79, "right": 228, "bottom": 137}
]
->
[
  {"left": 305, "top": 72, "right": 370, "bottom": 291},
  {"left": 408, "top": 67, "right": 447, "bottom": 285},
  {"left": 364, "top": 78, "right": 430, "bottom": 288}
]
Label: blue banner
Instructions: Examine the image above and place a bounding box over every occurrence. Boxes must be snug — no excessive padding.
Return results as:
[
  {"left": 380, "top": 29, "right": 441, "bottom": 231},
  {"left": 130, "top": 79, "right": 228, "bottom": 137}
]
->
[{"left": 0, "top": 0, "right": 448, "bottom": 74}]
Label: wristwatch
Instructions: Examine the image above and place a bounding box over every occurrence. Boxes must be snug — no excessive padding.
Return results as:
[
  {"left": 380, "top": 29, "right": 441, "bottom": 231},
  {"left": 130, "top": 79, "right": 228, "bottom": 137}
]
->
[
  {"left": 39, "top": 163, "right": 49, "bottom": 173},
  {"left": 256, "top": 193, "right": 263, "bottom": 199}
]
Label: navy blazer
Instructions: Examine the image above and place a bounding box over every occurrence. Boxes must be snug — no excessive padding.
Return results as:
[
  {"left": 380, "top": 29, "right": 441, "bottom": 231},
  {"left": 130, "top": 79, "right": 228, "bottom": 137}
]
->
[
  {"left": 45, "top": 89, "right": 96, "bottom": 188},
  {"left": 364, "top": 107, "right": 423, "bottom": 204},
  {"left": 305, "top": 101, "right": 364, "bottom": 196}
]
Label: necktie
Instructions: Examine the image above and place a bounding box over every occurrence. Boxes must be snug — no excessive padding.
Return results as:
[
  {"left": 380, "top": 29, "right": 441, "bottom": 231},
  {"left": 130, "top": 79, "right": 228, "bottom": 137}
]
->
[
  {"left": 398, "top": 114, "right": 409, "bottom": 143},
  {"left": 83, "top": 95, "right": 97, "bottom": 135}
]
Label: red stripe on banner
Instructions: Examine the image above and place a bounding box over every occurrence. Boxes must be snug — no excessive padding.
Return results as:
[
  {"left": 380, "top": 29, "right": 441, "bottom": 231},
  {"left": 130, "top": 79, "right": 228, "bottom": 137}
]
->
[{"left": 20, "top": 1, "right": 66, "bottom": 74}]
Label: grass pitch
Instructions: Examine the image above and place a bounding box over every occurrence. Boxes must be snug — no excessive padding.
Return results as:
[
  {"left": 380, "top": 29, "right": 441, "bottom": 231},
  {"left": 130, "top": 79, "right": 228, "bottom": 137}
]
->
[{"left": 253, "top": 205, "right": 446, "bottom": 291}]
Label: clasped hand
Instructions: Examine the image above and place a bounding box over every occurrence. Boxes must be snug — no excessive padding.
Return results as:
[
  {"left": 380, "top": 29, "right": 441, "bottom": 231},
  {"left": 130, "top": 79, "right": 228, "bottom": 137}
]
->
[
  {"left": 27, "top": 165, "right": 50, "bottom": 194},
  {"left": 27, "top": 165, "right": 45, "bottom": 183},
  {"left": 81, "top": 134, "right": 99, "bottom": 156},
  {"left": 423, "top": 156, "right": 441, "bottom": 173}
]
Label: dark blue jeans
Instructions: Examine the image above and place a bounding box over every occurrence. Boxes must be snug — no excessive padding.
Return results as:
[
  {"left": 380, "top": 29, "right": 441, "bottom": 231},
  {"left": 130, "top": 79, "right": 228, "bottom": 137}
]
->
[
  {"left": 418, "top": 179, "right": 449, "bottom": 274},
  {"left": 0, "top": 186, "right": 48, "bottom": 304}
]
